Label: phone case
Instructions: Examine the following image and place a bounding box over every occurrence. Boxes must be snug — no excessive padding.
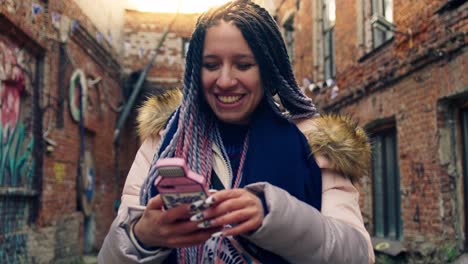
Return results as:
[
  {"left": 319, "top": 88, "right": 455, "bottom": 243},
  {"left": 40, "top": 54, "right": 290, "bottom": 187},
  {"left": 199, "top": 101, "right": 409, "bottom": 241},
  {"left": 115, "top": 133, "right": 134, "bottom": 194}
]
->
[{"left": 154, "top": 158, "right": 209, "bottom": 209}]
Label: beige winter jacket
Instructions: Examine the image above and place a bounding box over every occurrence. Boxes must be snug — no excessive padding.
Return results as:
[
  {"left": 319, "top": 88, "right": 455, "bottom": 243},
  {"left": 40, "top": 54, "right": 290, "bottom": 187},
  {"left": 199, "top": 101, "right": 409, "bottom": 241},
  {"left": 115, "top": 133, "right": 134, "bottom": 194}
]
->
[{"left": 98, "top": 90, "right": 375, "bottom": 263}]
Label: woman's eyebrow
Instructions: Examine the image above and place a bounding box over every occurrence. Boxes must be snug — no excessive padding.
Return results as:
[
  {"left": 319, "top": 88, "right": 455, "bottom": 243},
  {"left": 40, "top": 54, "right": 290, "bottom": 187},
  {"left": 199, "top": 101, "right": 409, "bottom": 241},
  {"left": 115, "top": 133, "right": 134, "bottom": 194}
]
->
[
  {"left": 203, "top": 54, "right": 218, "bottom": 59},
  {"left": 233, "top": 54, "right": 255, "bottom": 60},
  {"left": 202, "top": 54, "right": 255, "bottom": 59}
]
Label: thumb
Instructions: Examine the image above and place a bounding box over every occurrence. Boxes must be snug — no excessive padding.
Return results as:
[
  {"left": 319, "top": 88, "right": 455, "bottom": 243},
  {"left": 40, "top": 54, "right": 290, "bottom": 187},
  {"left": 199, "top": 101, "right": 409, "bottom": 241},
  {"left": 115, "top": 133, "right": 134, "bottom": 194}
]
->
[{"left": 146, "top": 195, "right": 164, "bottom": 210}]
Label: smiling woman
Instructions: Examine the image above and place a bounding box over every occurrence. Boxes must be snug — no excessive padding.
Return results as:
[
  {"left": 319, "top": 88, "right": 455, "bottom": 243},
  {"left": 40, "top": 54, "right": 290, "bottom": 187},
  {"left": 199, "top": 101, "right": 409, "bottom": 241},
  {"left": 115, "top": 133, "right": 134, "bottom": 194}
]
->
[
  {"left": 99, "top": 1, "right": 374, "bottom": 263},
  {"left": 127, "top": 0, "right": 233, "bottom": 13}
]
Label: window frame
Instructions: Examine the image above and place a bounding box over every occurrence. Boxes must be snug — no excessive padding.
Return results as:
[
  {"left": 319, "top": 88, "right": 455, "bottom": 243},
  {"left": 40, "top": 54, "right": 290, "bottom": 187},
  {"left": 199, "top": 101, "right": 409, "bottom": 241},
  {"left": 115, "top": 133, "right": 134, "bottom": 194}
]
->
[
  {"left": 322, "top": 25, "right": 335, "bottom": 80},
  {"left": 283, "top": 17, "right": 295, "bottom": 64},
  {"left": 322, "top": 0, "right": 336, "bottom": 80},
  {"left": 460, "top": 108, "right": 468, "bottom": 251},
  {"left": 435, "top": 0, "right": 467, "bottom": 14},
  {"left": 370, "top": 0, "right": 394, "bottom": 48},
  {"left": 371, "top": 126, "right": 403, "bottom": 240}
]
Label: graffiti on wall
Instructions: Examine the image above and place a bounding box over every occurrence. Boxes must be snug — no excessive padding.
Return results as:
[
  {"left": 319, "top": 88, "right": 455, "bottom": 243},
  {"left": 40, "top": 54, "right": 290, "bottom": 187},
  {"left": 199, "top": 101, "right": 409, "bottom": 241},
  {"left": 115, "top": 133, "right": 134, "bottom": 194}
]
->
[
  {"left": 0, "top": 37, "right": 35, "bottom": 186},
  {"left": 0, "top": 41, "right": 25, "bottom": 135},
  {"left": 69, "top": 69, "right": 87, "bottom": 123},
  {"left": 0, "top": 34, "right": 37, "bottom": 263}
]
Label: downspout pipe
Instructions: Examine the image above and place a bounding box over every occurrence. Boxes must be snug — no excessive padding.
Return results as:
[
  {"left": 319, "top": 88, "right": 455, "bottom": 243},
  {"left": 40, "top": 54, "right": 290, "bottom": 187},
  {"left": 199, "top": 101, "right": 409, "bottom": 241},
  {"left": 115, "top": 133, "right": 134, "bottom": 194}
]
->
[{"left": 113, "top": 27, "right": 171, "bottom": 144}]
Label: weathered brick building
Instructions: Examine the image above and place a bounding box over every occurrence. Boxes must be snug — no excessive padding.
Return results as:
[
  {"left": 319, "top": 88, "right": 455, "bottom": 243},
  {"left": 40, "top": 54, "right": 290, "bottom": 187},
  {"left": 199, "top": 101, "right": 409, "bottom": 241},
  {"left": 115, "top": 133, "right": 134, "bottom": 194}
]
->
[
  {"left": 0, "top": 0, "right": 138, "bottom": 262},
  {"left": 2, "top": 0, "right": 467, "bottom": 263},
  {"left": 122, "top": 10, "right": 198, "bottom": 93},
  {"left": 272, "top": 0, "right": 467, "bottom": 262},
  {"left": 117, "top": 1, "right": 468, "bottom": 262}
]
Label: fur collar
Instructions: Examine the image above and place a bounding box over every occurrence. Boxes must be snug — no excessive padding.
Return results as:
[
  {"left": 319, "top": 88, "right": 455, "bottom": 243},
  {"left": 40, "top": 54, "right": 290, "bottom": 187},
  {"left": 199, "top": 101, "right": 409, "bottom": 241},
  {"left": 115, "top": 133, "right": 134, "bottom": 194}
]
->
[
  {"left": 137, "top": 90, "right": 370, "bottom": 182},
  {"left": 137, "top": 89, "right": 183, "bottom": 141},
  {"left": 302, "top": 114, "right": 371, "bottom": 182}
]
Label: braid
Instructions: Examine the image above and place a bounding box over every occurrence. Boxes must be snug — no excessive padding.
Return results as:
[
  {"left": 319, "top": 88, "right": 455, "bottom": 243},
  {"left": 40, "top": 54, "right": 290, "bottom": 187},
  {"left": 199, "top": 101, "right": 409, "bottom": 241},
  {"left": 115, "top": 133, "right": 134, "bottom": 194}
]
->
[
  {"left": 140, "top": 0, "right": 321, "bottom": 261},
  {"left": 142, "top": 0, "right": 319, "bottom": 204},
  {"left": 228, "top": 3, "right": 317, "bottom": 118},
  {"left": 246, "top": 3, "right": 301, "bottom": 91}
]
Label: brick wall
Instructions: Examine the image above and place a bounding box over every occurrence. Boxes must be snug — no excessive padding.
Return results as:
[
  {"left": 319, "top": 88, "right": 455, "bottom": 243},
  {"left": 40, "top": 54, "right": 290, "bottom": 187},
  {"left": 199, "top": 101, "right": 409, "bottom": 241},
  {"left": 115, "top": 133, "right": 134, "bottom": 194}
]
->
[
  {"left": 2, "top": 0, "right": 466, "bottom": 262},
  {"left": 277, "top": 0, "right": 468, "bottom": 261},
  {"left": 74, "top": 0, "right": 126, "bottom": 51},
  {"left": 0, "top": 0, "right": 138, "bottom": 261},
  {"left": 273, "top": 0, "right": 317, "bottom": 87},
  {"left": 122, "top": 10, "right": 199, "bottom": 89},
  {"left": 117, "top": 1, "right": 466, "bottom": 261}
]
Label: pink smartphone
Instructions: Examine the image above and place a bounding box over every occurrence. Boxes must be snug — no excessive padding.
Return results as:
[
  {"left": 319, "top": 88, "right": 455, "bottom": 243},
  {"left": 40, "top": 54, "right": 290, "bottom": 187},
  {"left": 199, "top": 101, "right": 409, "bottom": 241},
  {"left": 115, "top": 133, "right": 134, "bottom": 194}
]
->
[{"left": 154, "top": 158, "right": 209, "bottom": 209}]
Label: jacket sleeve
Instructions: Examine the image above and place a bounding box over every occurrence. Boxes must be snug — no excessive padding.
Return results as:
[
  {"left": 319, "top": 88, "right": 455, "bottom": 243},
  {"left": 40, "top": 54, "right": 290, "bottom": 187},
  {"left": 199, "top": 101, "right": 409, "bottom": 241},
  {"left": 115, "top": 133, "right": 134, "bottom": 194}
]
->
[
  {"left": 98, "top": 137, "right": 173, "bottom": 263},
  {"left": 243, "top": 157, "right": 375, "bottom": 264}
]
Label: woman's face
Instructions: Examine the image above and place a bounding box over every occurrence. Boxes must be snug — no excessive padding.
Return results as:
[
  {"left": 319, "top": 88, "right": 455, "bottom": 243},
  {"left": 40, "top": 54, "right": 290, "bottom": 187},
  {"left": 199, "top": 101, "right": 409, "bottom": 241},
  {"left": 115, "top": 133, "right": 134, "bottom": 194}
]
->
[{"left": 201, "top": 21, "right": 263, "bottom": 125}]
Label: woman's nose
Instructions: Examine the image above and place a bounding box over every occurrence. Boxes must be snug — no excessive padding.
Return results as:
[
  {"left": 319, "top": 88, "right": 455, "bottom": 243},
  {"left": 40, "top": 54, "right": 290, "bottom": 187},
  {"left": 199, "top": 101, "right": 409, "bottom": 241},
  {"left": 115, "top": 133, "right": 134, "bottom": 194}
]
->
[{"left": 216, "top": 67, "right": 237, "bottom": 89}]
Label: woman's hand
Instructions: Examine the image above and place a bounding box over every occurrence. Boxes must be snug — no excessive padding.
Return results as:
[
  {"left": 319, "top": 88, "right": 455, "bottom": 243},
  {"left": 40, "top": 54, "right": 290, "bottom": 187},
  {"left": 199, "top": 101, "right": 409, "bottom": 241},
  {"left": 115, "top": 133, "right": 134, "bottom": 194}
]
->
[
  {"left": 133, "top": 195, "right": 221, "bottom": 248},
  {"left": 191, "top": 188, "right": 265, "bottom": 237}
]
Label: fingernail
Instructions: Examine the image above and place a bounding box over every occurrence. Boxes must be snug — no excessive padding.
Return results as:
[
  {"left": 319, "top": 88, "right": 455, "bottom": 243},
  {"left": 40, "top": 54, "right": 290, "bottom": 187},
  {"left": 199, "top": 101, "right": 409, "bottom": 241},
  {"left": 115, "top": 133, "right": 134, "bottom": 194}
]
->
[
  {"left": 197, "top": 220, "right": 212, "bottom": 228},
  {"left": 205, "top": 196, "right": 216, "bottom": 206},
  {"left": 190, "top": 200, "right": 204, "bottom": 212},
  {"left": 190, "top": 212, "right": 204, "bottom": 222},
  {"left": 211, "top": 231, "right": 223, "bottom": 238}
]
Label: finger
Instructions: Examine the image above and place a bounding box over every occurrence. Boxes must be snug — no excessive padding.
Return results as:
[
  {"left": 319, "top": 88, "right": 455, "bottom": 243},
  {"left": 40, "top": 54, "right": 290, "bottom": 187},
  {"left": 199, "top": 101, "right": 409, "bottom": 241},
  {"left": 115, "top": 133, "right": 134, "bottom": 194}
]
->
[
  {"left": 201, "top": 197, "right": 249, "bottom": 220},
  {"left": 163, "top": 219, "right": 202, "bottom": 236},
  {"left": 202, "top": 206, "right": 262, "bottom": 230},
  {"left": 146, "top": 195, "right": 164, "bottom": 210},
  {"left": 211, "top": 208, "right": 255, "bottom": 227},
  {"left": 160, "top": 203, "right": 192, "bottom": 224},
  {"left": 208, "top": 189, "right": 218, "bottom": 194},
  {"left": 219, "top": 218, "right": 262, "bottom": 237},
  {"left": 202, "top": 190, "right": 261, "bottom": 220},
  {"left": 207, "top": 189, "right": 243, "bottom": 205},
  {"left": 191, "top": 189, "right": 244, "bottom": 211}
]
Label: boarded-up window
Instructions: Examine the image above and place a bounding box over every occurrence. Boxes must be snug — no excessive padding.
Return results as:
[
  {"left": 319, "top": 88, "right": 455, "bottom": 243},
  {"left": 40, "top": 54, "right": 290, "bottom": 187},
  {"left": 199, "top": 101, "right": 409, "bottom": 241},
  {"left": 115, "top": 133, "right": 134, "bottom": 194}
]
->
[{"left": 372, "top": 127, "right": 402, "bottom": 240}]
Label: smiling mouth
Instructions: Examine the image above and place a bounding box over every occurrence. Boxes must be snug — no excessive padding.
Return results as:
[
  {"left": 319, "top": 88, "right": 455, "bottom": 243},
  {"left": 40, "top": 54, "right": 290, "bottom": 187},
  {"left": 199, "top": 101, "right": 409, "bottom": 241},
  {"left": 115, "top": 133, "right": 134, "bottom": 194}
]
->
[{"left": 216, "top": 95, "right": 243, "bottom": 104}]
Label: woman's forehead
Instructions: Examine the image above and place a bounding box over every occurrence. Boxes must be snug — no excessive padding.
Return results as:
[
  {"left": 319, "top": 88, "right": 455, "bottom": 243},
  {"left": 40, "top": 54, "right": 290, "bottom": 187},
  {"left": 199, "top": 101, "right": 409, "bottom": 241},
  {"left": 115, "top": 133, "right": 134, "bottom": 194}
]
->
[{"left": 202, "top": 21, "right": 254, "bottom": 57}]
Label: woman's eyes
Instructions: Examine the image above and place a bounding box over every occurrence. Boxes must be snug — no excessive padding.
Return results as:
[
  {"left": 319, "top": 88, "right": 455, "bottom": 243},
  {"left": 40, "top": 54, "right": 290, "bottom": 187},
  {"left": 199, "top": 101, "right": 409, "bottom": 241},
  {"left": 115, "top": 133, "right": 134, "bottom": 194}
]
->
[
  {"left": 202, "top": 62, "right": 255, "bottom": 71},
  {"left": 202, "top": 63, "right": 219, "bottom": 70},
  {"left": 237, "top": 63, "right": 255, "bottom": 71},
  {"left": 203, "top": 62, "right": 219, "bottom": 71}
]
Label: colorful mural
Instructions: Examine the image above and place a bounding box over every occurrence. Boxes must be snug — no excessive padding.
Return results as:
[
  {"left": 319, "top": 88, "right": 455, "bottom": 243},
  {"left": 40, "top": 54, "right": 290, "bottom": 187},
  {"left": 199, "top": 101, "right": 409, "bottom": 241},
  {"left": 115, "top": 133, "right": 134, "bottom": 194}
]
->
[
  {"left": 79, "top": 150, "right": 95, "bottom": 217},
  {"left": 0, "top": 37, "right": 35, "bottom": 186},
  {"left": 0, "top": 41, "right": 26, "bottom": 139},
  {"left": 0, "top": 35, "right": 36, "bottom": 263},
  {"left": 69, "top": 69, "right": 87, "bottom": 123}
]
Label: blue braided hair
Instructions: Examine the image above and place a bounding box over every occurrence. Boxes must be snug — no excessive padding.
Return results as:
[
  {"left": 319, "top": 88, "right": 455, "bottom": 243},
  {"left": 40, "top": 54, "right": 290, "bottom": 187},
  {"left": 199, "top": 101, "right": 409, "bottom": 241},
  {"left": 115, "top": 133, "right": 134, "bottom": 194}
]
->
[
  {"left": 139, "top": 1, "right": 319, "bottom": 262},
  {"left": 140, "top": 0, "right": 318, "bottom": 204}
]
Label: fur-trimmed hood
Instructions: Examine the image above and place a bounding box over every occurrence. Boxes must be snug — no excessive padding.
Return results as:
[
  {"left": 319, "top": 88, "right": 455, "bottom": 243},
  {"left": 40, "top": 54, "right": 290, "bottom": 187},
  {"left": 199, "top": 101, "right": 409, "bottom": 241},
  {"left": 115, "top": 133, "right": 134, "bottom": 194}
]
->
[
  {"left": 137, "top": 90, "right": 371, "bottom": 182},
  {"left": 137, "top": 89, "right": 183, "bottom": 141},
  {"left": 302, "top": 114, "right": 371, "bottom": 182}
]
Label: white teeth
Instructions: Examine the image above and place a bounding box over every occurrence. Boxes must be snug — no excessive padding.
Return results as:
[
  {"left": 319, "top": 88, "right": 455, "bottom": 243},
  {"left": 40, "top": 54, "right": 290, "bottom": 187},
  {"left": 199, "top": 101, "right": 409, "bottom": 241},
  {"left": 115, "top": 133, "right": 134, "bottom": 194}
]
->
[{"left": 217, "top": 95, "right": 242, "bottom": 104}]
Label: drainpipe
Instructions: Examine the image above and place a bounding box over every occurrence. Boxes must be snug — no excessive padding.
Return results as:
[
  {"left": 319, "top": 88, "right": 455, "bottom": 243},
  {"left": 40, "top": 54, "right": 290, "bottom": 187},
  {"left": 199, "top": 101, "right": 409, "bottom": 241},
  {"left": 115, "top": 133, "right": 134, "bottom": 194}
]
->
[
  {"left": 111, "top": 1, "right": 181, "bottom": 213},
  {"left": 113, "top": 14, "right": 179, "bottom": 145}
]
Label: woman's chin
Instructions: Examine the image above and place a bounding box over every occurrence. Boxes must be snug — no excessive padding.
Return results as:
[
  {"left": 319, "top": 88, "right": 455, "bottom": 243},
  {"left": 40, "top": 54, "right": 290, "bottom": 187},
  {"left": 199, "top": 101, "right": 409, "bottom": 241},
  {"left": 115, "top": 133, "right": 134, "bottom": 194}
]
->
[{"left": 215, "top": 113, "right": 248, "bottom": 125}]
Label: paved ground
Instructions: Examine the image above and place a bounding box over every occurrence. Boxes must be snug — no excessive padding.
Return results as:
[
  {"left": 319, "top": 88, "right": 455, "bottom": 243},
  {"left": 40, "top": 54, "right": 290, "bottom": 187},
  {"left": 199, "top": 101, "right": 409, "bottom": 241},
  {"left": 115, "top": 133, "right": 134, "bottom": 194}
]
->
[
  {"left": 82, "top": 255, "right": 97, "bottom": 264},
  {"left": 454, "top": 254, "right": 468, "bottom": 264}
]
